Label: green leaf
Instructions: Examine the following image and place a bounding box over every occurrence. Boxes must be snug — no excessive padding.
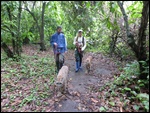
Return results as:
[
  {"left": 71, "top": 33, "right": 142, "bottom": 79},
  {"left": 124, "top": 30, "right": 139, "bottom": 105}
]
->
[
  {"left": 111, "top": 91, "right": 116, "bottom": 96},
  {"left": 142, "top": 101, "right": 149, "bottom": 112},
  {"left": 86, "top": 2, "right": 90, "bottom": 8},
  {"left": 106, "top": 17, "right": 113, "bottom": 29},
  {"left": 109, "top": 101, "right": 115, "bottom": 106},
  {"left": 137, "top": 93, "right": 149, "bottom": 101},
  {"left": 139, "top": 83, "right": 145, "bottom": 87},
  {"left": 131, "top": 91, "right": 137, "bottom": 96},
  {"left": 133, "top": 105, "right": 140, "bottom": 111},
  {"left": 99, "top": 106, "right": 106, "bottom": 112},
  {"left": 139, "top": 61, "right": 147, "bottom": 65},
  {"left": 127, "top": 5, "right": 134, "bottom": 11},
  {"left": 96, "top": 2, "right": 104, "bottom": 15},
  {"left": 124, "top": 87, "right": 131, "bottom": 91},
  {"left": 131, "top": 13, "right": 142, "bottom": 18}
]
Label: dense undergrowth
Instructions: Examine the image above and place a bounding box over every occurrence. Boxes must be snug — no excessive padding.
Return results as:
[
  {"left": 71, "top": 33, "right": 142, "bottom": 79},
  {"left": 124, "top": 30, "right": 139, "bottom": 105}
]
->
[{"left": 99, "top": 60, "right": 149, "bottom": 112}]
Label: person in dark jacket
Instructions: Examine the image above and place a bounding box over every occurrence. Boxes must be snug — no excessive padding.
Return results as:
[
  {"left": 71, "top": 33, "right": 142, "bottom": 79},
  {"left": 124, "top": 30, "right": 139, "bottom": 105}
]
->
[{"left": 50, "top": 26, "right": 67, "bottom": 73}]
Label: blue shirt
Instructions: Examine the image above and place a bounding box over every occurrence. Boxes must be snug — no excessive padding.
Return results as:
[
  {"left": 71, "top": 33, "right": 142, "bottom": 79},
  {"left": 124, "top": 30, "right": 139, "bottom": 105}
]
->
[{"left": 50, "top": 32, "right": 67, "bottom": 54}]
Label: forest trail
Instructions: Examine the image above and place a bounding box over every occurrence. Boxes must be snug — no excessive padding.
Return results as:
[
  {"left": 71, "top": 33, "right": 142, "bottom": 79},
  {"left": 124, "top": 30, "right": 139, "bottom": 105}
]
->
[
  {"left": 1, "top": 45, "right": 119, "bottom": 112},
  {"left": 51, "top": 47, "right": 118, "bottom": 112}
]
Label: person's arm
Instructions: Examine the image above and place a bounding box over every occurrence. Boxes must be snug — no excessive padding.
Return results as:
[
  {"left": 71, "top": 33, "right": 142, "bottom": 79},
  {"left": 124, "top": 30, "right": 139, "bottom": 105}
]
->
[
  {"left": 81, "top": 37, "right": 86, "bottom": 51},
  {"left": 50, "top": 34, "right": 57, "bottom": 47}
]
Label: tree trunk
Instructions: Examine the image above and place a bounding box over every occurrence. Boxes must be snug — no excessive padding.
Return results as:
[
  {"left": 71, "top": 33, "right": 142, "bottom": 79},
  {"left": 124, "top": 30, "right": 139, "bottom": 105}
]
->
[
  {"left": 117, "top": 1, "right": 139, "bottom": 57},
  {"left": 110, "top": 31, "right": 118, "bottom": 56},
  {"left": 40, "top": 2, "right": 46, "bottom": 51},
  {"left": 137, "top": 1, "right": 149, "bottom": 79},
  {"left": 12, "top": 39, "right": 16, "bottom": 54},
  {"left": 1, "top": 41, "right": 14, "bottom": 58},
  {"left": 23, "top": 37, "right": 30, "bottom": 44},
  {"left": 23, "top": 1, "right": 46, "bottom": 51},
  {"left": 16, "top": 1, "right": 22, "bottom": 56},
  {"left": 7, "top": 6, "right": 16, "bottom": 55},
  {"left": 117, "top": 1, "right": 149, "bottom": 80}
]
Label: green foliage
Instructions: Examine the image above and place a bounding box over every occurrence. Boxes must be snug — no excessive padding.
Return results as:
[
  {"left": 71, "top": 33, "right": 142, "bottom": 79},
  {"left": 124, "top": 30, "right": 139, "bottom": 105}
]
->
[
  {"left": 1, "top": 50, "right": 56, "bottom": 111},
  {"left": 121, "top": 87, "right": 131, "bottom": 93},
  {"left": 1, "top": 1, "right": 18, "bottom": 44},
  {"left": 111, "top": 90, "right": 117, "bottom": 96},
  {"left": 19, "top": 93, "right": 36, "bottom": 107},
  {"left": 136, "top": 93, "right": 149, "bottom": 101},
  {"left": 139, "top": 61, "right": 149, "bottom": 75},
  {"left": 2, "top": 1, "right": 147, "bottom": 60},
  {"left": 136, "top": 93, "right": 149, "bottom": 112},
  {"left": 65, "top": 32, "right": 75, "bottom": 49},
  {"left": 100, "top": 59, "right": 149, "bottom": 112},
  {"left": 114, "top": 60, "right": 140, "bottom": 86},
  {"left": 133, "top": 105, "right": 140, "bottom": 111},
  {"left": 1, "top": 3, "right": 149, "bottom": 111},
  {"left": 127, "top": 1, "right": 143, "bottom": 24},
  {"left": 1, "top": 51, "right": 55, "bottom": 80},
  {"left": 99, "top": 106, "right": 106, "bottom": 112},
  {"left": 109, "top": 101, "right": 115, "bottom": 106}
]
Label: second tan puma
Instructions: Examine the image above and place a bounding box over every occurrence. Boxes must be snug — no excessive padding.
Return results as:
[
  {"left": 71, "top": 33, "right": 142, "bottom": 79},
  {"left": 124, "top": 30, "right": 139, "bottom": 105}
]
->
[{"left": 85, "top": 56, "right": 92, "bottom": 74}]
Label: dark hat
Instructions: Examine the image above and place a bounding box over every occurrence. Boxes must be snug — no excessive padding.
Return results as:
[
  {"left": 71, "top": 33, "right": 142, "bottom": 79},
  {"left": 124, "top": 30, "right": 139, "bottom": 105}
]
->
[{"left": 56, "top": 26, "right": 62, "bottom": 30}]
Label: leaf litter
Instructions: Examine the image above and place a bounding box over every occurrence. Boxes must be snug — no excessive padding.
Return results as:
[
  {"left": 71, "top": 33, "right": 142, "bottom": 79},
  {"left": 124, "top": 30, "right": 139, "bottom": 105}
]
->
[{"left": 1, "top": 45, "right": 148, "bottom": 112}]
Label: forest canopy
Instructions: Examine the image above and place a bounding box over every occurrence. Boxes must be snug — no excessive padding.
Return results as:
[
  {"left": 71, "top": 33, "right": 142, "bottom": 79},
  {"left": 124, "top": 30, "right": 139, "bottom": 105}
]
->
[{"left": 1, "top": 1, "right": 149, "bottom": 112}]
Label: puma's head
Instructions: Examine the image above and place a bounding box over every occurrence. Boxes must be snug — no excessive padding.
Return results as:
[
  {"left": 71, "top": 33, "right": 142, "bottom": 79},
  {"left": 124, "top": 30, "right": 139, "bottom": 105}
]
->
[
  {"left": 55, "top": 81, "right": 63, "bottom": 91},
  {"left": 55, "top": 82, "right": 63, "bottom": 86}
]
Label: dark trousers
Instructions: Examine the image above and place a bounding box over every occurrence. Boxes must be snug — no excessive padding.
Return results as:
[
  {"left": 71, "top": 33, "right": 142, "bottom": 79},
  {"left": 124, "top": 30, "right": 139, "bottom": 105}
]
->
[
  {"left": 79, "top": 53, "right": 82, "bottom": 67},
  {"left": 75, "top": 49, "right": 83, "bottom": 67},
  {"left": 55, "top": 53, "right": 64, "bottom": 72}
]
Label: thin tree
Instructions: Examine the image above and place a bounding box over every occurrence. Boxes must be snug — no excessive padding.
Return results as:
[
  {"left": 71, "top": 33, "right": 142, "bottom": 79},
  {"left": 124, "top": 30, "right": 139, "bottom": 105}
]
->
[
  {"left": 117, "top": 1, "right": 149, "bottom": 79},
  {"left": 23, "top": 1, "right": 46, "bottom": 51}
]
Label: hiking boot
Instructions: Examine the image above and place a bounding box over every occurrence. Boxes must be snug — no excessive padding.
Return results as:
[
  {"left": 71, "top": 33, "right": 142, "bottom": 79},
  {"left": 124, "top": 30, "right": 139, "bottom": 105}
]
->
[
  {"left": 79, "top": 66, "right": 83, "bottom": 71},
  {"left": 75, "top": 69, "right": 79, "bottom": 73}
]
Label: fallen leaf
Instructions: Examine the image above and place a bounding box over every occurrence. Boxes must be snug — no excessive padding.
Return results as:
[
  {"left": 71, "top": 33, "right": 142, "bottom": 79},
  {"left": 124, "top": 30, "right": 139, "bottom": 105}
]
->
[
  {"left": 47, "top": 99, "right": 54, "bottom": 105},
  {"left": 91, "top": 98, "right": 98, "bottom": 103},
  {"left": 78, "top": 103, "right": 81, "bottom": 110},
  {"left": 45, "top": 108, "right": 53, "bottom": 112},
  {"left": 11, "top": 98, "right": 22, "bottom": 106},
  {"left": 119, "top": 102, "right": 123, "bottom": 112},
  {"left": 76, "top": 92, "right": 80, "bottom": 97},
  {"left": 82, "top": 107, "right": 87, "bottom": 111},
  {"left": 75, "top": 99, "right": 80, "bottom": 103},
  {"left": 58, "top": 104, "right": 62, "bottom": 107},
  {"left": 54, "top": 98, "right": 59, "bottom": 102},
  {"left": 1, "top": 98, "right": 10, "bottom": 106},
  {"left": 69, "top": 78, "right": 72, "bottom": 81}
]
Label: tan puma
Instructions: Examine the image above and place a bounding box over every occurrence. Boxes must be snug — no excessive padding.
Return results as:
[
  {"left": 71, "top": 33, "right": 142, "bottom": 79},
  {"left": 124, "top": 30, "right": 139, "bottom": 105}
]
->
[
  {"left": 54, "top": 66, "right": 69, "bottom": 94},
  {"left": 85, "top": 56, "right": 92, "bottom": 74}
]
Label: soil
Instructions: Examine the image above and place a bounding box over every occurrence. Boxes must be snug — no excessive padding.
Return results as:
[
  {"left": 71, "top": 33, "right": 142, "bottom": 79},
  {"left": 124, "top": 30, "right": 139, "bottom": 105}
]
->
[{"left": 53, "top": 49, "right": 118, "bottom": 112}]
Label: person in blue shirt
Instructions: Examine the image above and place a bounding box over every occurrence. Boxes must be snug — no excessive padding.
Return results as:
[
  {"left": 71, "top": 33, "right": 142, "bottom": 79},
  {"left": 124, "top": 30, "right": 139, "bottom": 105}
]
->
[{"left": 50, "top": 26, "right": 67, "bottom": 73}]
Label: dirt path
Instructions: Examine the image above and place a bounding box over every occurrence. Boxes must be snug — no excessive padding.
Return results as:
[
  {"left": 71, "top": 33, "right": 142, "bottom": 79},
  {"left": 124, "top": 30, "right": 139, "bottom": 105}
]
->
[
  {"left": 1, "top": 45, "right": 119, "bottom": 112},
  {"left": 52, "top": 50, "right": 118, "bottom": 112}
]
